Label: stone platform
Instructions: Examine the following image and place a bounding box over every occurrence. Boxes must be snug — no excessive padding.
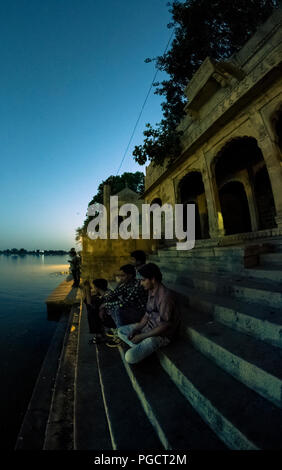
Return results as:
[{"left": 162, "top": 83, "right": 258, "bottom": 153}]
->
[{"left": 45, "top": 279, "right": 81, "bottom": 315}]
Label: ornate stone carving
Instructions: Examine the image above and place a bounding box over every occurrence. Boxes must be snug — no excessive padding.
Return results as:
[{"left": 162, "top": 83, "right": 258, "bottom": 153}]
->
[{"left": 181, "top": 44, "right": 282, "bottom": 155}]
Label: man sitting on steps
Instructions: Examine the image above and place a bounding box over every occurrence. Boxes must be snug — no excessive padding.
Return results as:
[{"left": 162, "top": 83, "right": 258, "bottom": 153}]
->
[
  {"left": 82, "top": 279, "right": 116, "bottom": 344},
  {"left": 117, "top": 263, "right": 181, "bottom": 364},
  {"left": 100, "top": 264, "right": 147, "bottom": 329}
]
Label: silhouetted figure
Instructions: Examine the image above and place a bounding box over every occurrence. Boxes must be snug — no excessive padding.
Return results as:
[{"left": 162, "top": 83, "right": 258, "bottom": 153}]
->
[{"left": 68, "top": 248, "right": 80, "bottom": 287}]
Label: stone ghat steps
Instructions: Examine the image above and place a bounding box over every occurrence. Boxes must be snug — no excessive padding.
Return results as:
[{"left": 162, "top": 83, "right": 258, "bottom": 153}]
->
[
  {"left": 74, "top": 304, "right": 112, "bottom": 450},
  {"left": 43, "top": 306, "right": 81, "bottom": 450},
  {"left": 170, "top": 284, "right": 282, "bottom": 349},
  {"left": 75, "top": 303, "right": 160, "bottom": 451},
  {"left": 117, "top": 345, "right": 226, "bottom": 450},
  {"left": 94, "top": 343, "right": 161, "bottom": 450},
  {"left": 43, "top": 298, "right": 282, "bottom": 450},
  {"left": 164, "top": 237, "right": 282, "bottom": 253},
  {"left": 180, "top": 309, "right": 282, "bottom": 409},
  {"left": 154, "top": 251, "right": 282, "bottom": 282},
  {"left": 157, "top": 340, "right": 282, "bottom": 450},
  {"left": 244, "top": 266, "right": 282, "bottom": 282},
  {"left": 152, "top": 240, "right": 282, "bottom": 274},
  {"left": 75, "top": 304, "right": 226, "bottom": 450},
  {"left": 260, "top": 252, "right": 282, "bottom": 267},
  {"left": 15, "top": 313, "right": 70, "bottom": 450},
  {"left": 159, "top": 267, "right": 282, "bottom": 307}
]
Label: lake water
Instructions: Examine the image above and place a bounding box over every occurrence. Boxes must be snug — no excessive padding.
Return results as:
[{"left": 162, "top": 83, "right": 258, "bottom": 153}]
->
[{"left": 0, "top": 254, "right": 70, "bottom": 449}]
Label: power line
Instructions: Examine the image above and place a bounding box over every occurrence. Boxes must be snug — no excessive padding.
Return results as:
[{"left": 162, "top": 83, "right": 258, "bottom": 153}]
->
[{"left": 116, "top": 28, "right": 175, "bottom": 175}]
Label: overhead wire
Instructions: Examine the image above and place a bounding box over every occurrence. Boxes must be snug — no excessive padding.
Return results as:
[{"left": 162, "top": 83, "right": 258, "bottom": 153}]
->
[{"left": 116, "top": 28, "right": 175, "bottom": 175}]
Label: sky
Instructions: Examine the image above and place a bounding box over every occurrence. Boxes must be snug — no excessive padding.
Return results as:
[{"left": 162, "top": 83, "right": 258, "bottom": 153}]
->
[{"left": 0, "top": 0, "right": 174, "bottom": 250}]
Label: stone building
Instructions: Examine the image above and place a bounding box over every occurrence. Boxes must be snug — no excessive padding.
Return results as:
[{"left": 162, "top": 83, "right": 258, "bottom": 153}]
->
[
  {"left": 144, "top": 8, "right": 282, "bottom": 246},
  {"left": 81, "top": 184, "right": 152, "bottom": 281}
]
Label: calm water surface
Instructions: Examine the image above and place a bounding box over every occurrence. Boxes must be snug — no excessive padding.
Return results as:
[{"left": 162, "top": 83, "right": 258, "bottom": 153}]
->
[{"left": 0, "top": 254, "right": 70, "bottom": 449}]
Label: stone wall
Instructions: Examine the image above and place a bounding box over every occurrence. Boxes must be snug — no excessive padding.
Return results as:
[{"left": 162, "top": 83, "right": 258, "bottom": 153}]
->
[{"left": 81, "top": 236, "right": 153, "bottom": 281}]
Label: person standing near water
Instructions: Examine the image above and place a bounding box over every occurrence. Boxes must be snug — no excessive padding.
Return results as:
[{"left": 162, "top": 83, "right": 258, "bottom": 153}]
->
[{"left": 68, "top": 248, "right": 81, "bottom": 287}]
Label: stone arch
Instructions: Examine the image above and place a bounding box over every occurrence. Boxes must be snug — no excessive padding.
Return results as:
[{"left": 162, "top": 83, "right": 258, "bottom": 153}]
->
[
  {"left": 178, "top": 171, "right": 209, "bottom": 239},
  {"left": 219, "top": 181, "right": 252, "bottom": 235},
  {"left": 212, "top": 136, "right": 277, "bottom": 234}
]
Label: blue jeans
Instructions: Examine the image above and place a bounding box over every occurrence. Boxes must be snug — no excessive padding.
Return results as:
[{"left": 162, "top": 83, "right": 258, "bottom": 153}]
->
[{"left": 117, "top": 323, "right": 170, "bottom": 364}]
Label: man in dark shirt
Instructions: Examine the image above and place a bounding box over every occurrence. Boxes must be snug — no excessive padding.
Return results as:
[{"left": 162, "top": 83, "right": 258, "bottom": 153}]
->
[
  {"left": 117, "top": 263, "right": 180, "bottom": 364},
  {"left": 68, "top": 248, "right": 81, "bottom": 287},
  {"left": 101, "top": 264, "right": 147, "bottom": 328}
]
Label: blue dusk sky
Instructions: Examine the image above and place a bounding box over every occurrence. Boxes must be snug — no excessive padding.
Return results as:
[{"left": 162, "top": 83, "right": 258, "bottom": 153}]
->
[{"left": 0, "top": 0, "right": 175, "bottom": 250}]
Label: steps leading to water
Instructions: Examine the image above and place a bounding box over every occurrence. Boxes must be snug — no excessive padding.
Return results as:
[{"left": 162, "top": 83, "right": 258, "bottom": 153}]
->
[
  {"left": 174, "top": 286, "right": 282, "bottom": 349},
  {"left": 43, "top": 305, "right": 80, "bottom": 450},
  {"left": 15, "top": 313, "right": 70, "bottom": 450},
  {"left": 182, "top": 310, "right": 282, "bottom": 408},
  {"left": 95, "top": 343, "right": 160, "bottom": 450},
  {"left": 26, "top": 238, "right": 282, "bottom": 450},
  {"left": 157, "top": 341, "right": 282, "bottom": 450},
  {"left": 74, "top": 303, "right": 112, "bottom": 450},
  {"left": 118, "top": 345, "right": 226, "bottom": 450},
  {"left": 147, "top": 240, "right": 282, "bottom": 448},
  {"left": 161, "top": 268, "right": 282, "bottom": 307}
]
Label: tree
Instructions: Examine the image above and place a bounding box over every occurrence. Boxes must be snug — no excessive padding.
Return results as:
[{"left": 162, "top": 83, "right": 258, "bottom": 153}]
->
[
  {"left": 77, "top": 171, "right": 145, "bottom": 236},
  {"left": 88, "top": 171, "right": 145, "bottom": 206},
  {"left": 133, "top": 0, "right": 278, "bottom": 167}
]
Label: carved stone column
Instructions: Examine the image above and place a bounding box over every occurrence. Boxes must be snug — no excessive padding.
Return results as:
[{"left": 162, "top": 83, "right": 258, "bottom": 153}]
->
[
  {"left": 201, "top": 158, "right": 225, "bottom": 239},
  {"left": 242, "top": 169, "right": 260, "bottom": 232},
  {"left": 251, "top": 112, "right": 282, "bottom": 229}
]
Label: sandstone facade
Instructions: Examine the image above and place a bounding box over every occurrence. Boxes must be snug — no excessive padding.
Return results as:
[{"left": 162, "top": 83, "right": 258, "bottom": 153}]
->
[{"left": 144, "top": 7, "right": 282, "bottom": 246}]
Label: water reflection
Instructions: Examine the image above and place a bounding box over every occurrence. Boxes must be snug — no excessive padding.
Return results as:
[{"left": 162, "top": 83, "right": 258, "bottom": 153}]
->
[{"left": 0, "top": 254, "right": 70, "bottom": 449}]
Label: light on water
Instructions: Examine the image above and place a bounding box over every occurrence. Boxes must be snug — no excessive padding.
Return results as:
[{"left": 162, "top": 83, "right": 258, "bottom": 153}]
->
[{"left": 0, "top": 254, "right": 70, "bottom": 449}]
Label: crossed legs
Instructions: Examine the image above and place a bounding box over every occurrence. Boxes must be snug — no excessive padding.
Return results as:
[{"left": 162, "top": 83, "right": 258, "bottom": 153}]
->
[{"left": 117, "top": 323, "right": 170, "bottom": 364}]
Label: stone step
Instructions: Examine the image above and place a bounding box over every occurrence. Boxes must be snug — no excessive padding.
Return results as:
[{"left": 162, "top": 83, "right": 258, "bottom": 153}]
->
[
  {"left": 157, "top": 340, "right": 282, "bottom": 449},
  {"left": 260, "top": 252, "right": 282, "bottom": 267},
  {"left": 118, "top": 345, "right": 226, "bottom": 450},
  {"left": 161, "top": 268, "right": 282, "bottom": 307},
  {"left": 181, "top": 310, "right": 282, "bottom": 408},
  {"left": 15, "top": 312, "right": 70, "bottom": 450},
  {"left": 44, "top": 305, "right": 80, "bottom": 450},
  {"left": 158, "top": 245, "right": 247, "bottom": 259},
  {"left": 155, "top": 254, "right": 282, "bottom": 281},
  {"left": 173, "top": 285, "right": 282, "bottom": 349},
  {"left": 74, "top": 304, "right": 112, "bottom": 450},
  {"left": 95, "top": 343, "right": 161, "bottom": 450},
  {"left": 154, "top": 253, "right": 242, "bottom": 269},
  {"left": 244, "top": 266, "right": 282, "bottom": 283}
]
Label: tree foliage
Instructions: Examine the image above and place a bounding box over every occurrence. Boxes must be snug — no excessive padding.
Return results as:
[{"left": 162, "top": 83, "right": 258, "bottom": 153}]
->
[
  {"left": 77, "top": 171, "right": 145, "bottom": 237},
  {"left": 133, "top": 0, "right": 278, "bottom": 167},
  {"left": 88, "top": 171, "right": 144, "bottom": 206}
]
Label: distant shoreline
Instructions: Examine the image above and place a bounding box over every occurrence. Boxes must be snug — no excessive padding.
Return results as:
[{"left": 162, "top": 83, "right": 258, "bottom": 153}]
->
[{"left": 0, "top": 250, "right": 69, "bottom": 256}]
